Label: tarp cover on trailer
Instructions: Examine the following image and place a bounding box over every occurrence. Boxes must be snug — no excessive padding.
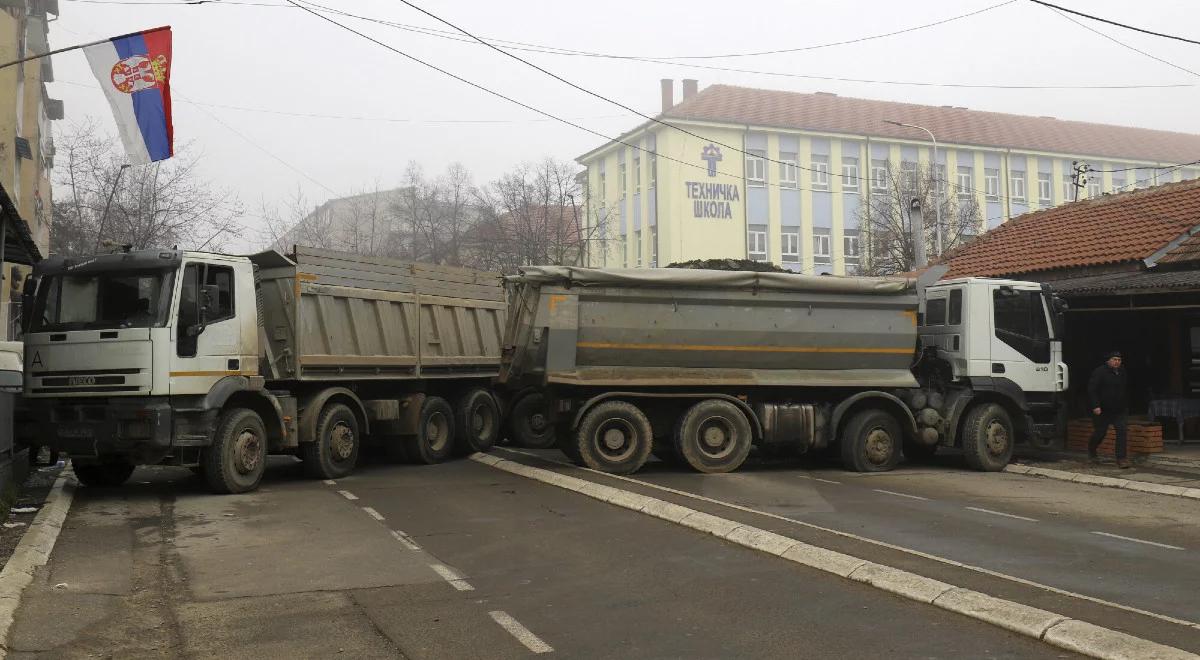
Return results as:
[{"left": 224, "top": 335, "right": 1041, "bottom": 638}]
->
[{"left": 512, "top": 266, "right": 914, "bottom": 294}]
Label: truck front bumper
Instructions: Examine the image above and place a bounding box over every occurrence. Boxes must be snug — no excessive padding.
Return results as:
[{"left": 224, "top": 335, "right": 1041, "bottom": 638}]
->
[{"left": 17, "top": 397, "right": 176, "bottom": 462}]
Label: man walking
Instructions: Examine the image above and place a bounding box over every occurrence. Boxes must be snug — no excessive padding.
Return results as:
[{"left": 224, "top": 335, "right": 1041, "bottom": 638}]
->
[{"left": 1088, "top": 351, "right": 1130, "bottom": 469}]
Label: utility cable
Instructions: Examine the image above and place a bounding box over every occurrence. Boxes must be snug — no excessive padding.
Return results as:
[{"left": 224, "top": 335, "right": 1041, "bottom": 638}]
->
[
  {"left": 1041, "top": 5, "right": 1200, "bottom": 78},
  {"left": 1027, "top": 0, "right": 1200, "bottom": 46}
]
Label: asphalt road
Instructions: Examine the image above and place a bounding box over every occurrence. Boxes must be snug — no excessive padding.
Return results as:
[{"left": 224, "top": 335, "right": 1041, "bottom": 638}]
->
[{"left": 5, "top": 453, "right": 1086, "bottom": 659}]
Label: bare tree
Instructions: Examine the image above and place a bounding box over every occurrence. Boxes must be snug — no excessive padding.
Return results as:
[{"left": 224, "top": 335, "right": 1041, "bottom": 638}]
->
[
  {"left": 52, "top": 119, "right": 243, "bottom": 256},
  {"left": 858, "top": 160, "right": 981, "bottom": 275}
]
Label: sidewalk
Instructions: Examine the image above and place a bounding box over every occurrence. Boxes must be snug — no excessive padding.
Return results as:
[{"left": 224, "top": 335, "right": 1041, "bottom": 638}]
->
[{"left": 1010, "top": 446, "right": 1200, "bottom": 499}]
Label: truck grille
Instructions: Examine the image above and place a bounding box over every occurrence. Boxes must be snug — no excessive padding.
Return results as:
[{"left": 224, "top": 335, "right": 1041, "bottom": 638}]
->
[{"left": 28, "top": 368, "right": 149, "bottom": 396}]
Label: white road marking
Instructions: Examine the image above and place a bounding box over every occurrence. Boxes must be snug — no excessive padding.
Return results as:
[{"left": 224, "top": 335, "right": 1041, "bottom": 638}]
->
[
  {"left": 965, "top": 506, "right": 1039, "bottom": 522},
  {"left": 495, "top": 448, "right": 1200, "bottom": 631},
  {"left": 488, "top": 611, "right": 553, "bottom": 654},
  {"left": 430, "top": 564, "right": 474, "bottom": 591},
  {"left": 362, "top": 506, "right": 385, "bottom": 522},
  {"left": 798, "top": 475, "right": 842, "bottom": 485},
  {"left": 874, "top": 488, "right": 929, "bottom": 501},
  {"left": 337, "top": 490, "right": 358, "bottom": 501},
  {"left": 1092, "top": 531, "right": 1185, "bottom": 551},
  {"left": 323, "top": 480, "right": 336, "bottom": 486},
  {"left": 390, "top": 530, "right": 421, "bottom": 551}
]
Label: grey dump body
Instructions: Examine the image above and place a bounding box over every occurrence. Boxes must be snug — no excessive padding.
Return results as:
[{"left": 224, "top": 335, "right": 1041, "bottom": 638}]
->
[
  {"left": 253, "top": 246, "right": 506, "bottom": 382},
  {"left": 501, "top": 266, "right": 920, "bottom": 389}
]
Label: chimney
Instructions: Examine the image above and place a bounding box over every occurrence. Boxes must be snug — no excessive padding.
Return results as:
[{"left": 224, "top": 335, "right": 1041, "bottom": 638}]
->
[
  {"left": 660, "top": 79, "right": 674, "bottom": 113},
  {"left": 682, "top": 79, "right": 698, "bottom": 100}
]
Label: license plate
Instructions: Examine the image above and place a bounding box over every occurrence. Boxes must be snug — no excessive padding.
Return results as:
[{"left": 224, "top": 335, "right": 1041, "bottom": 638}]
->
[{"left": 57, "top": 425, "right": 94, "bottom": 439}]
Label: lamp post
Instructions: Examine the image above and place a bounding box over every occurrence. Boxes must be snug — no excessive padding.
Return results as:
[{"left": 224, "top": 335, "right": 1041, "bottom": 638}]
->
[{"left": 883, "top": 120, "right": 942, "bottom": 260}]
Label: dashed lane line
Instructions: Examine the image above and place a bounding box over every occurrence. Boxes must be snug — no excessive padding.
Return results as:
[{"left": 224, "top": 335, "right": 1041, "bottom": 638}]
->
[
  {"left": 798, "top": 475, "right": 842, "bottom": 485},
  {"left": 430, "top": 563, "right": 475, "bottom": 591},
  {"left": 1092, "top": 531, "right": 1185, "bottom": 551},
  {"left": 495, "top": 448, "right": 1200, "bottom": 632},
  {"left": 323, "top": 480, "right": 337, "bottom": 486},
  {"left": 391, "top": 530, "right": 422, "bottom": 551},
  {"left": 489, "top": 611, "right": 554, "bottom": 654},
  {"left": 362, "top": 506, "right": 385, "bottom": 522},
  {"left": 965, "top": 506, "right": 1039, "bottom": 522},
  {"left": 873, "top": 488, "right": 930, "bottom": 501},
  {"left": 337, "top": 490, "right": 358, "bottom": 501}
]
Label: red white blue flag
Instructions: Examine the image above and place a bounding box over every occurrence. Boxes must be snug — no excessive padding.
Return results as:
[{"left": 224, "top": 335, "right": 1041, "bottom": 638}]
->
[{"left": 84, "top": 26, "right": 174, "bottom": 164}]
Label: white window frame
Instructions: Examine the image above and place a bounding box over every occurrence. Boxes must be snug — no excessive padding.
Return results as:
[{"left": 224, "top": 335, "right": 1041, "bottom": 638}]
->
[
  {"left": 1112, "top": 177, "right": 1126, "bottom": 192},
  {"left": 598, "top": 172, "right": 606, "bottom": 201},
  {"left": 780, "top": 159, "right": 798, "bottom": 188},
  {"left": 814, "top": 233, "right": 831, "bottom": 258},
  {"left": 648, "top": 154, "right": 657, "bottom": 189},
  {"left": 635, "top": 230, "right": 642, "bottom": 267},
  {"left": 842, "top": 158, "right": 860, "bottom": 192},
  {"left": 1062, "top": 174, "right": 1074, "bottom": 202},
  {"left": 811, "top": 155, "right": 830, "bottom": 190},
  {"left": 748, "top": 229, "right": 768, "bottom": 261},
  {"left": 900, "top": 163, "right": 918, "bottom": 193},
  {"left": 649, "top": 227, "right": 658, "bottom": 267},
  {"left": 871, "top": 160, "right": 889, "bottom": 192},
  {"left": 1037, "top": 172, "right": 1052, "bottom": 203},
  {"left": 984, "top": 169, "right": 1000, "bottom": 201},
  {"left": 634, "top": 157, "right": 641, "bottom": 195},
  {"left": 745, "top": 151, "right": 767, "bottom": 187},
  {"left": 844, "top": 234, "right": 860, "bottom": 260},
  {"left": 781, "top": 231, "right": 800, "bottom": 262},
  {"left": 957, "top": 167, "right": 972, "bottom": 197},
  {"left": 1087, "top": 176, "right": 1102, "bottom": 198},
  {"left": 618, "top": 163, "right": 627, "bottom": 199},
  {"left": 1011, "top": 171, "right": 1026, "bottom": 202}
]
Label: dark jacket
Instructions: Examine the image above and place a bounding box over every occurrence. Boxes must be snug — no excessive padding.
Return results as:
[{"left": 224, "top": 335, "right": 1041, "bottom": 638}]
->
[{"left": 1088, "top": 364, "right": 1128, "bottom": 413}]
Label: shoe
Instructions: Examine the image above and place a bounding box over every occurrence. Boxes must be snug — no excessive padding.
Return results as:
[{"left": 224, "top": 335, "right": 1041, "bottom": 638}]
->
[{"left": 1117, "top": 459, "right": 1132, "bottom": 469}]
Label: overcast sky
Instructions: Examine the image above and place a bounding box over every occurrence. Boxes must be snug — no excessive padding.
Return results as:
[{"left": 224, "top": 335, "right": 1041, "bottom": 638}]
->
[{"left": 47, "top": 0, "right": 1200, "bottom": 251}]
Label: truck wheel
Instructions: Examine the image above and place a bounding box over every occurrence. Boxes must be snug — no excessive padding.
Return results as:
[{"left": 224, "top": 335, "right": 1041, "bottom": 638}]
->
[
  {"left": 404, "top": 396, "right": 456, "bottom": 464},
  {"left": 675, "top": 400, "right": 753, "bottom": 473},
  {"left": 961, "top": 403, "right": 1014, "bottom": 472},
  {"left": 508, "top": 393, "right": 555, "bottom": 449},
  {"left": 840, "top": 409, "right": 902, "bottom": 473},
  {"left": 575, "top": 401, "right": 653, "bottom": 474},
  {"left": 204, "top": 408, "right": 267, "bottom": 494},
  {"left": 74, "top": 459, "right": 136, "bottom": 488},
  {"left": 301, "top": 403, "right": 360, "bottom": 479},
  {"left": 455, "top": 388, "right": 500, "bottom": 455}
]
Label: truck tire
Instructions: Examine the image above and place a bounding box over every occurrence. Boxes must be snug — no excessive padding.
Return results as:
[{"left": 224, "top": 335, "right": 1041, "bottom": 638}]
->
[
  {"left": 840, "top": 409, "right": 902, "bottom": 473},
  {"left": 301, "top": 403, "right": 360, "bottom": 479},
  {"left": 404, "top": 396, "right": 456, "bottom": 465},
  {"left": 455, "top": 388, "right": 500, "bottom": 455},
  {"left": 675, "top": 400, "right": 753, "bottom": 473},
  {"left": 575, "top": 401, "right": 653, "bottom": 474},
  {"left": 203, "top": 408, "right": 267, "bottom": 494},
  {"left": 74, "top": 459, "right": 136, "bottom": 488},
  {"left": 508, "top": 393, "right": 555, "bottom": 449},
  {"left": 961, "top": 403, "right": 1014, "bottom": 472}
]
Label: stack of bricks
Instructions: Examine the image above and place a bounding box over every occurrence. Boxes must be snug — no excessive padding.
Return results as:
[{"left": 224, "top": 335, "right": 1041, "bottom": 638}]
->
[{"left": 1066, "top": 418, "right": 1164, "bottom": 456}]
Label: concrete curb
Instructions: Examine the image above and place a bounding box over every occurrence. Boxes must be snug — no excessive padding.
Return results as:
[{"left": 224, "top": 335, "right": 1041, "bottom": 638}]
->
[
  {"left": 0, "top": 469, "right": 75, "bottom": 657},
  {"left": 1006, "top": 464, "right": 1200, "bottom": 501},
  {"left": 474, "top": 454, "right": 1198, "bottom": 660}
]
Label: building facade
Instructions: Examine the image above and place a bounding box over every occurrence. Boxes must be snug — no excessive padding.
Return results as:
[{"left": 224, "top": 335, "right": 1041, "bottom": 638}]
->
[
  {"left": 578, "top": 81, "right": 1200, "bottom": 274},
  {"left": 1, "top": 0, "right": 60, "bottom": 335}
]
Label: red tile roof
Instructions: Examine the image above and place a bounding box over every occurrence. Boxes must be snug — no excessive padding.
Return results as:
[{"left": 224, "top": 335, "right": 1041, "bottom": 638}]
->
[
  {"left": 663, "top": 85, "right": 1200, "bottom": 164},
  {"left": 942, "top": 178, "right": 1200, "bottom": 278},
  {"left": 1156, "top": 231, "right": 1200, "bottom": 265}
]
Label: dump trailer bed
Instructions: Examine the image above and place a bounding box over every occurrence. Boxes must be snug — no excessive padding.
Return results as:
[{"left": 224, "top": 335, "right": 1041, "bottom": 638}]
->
[
  {"left": 254, "top": 246, "right": 506, "bottom": 382},
  {"left": 501, "top": 266, "right": 920, "bottom": 389}
]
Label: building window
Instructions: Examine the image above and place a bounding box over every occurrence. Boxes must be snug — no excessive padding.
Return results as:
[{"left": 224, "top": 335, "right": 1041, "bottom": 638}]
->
[
  {"left": 1037, "top": 172, "right": 1052, "bottom": 204},
  {"left": 635, "top": 230, "right": 642, "bottom": 267},
  {"left": 957, "top": 166, "right": 973, "bottom": 197},
  {"left": 618, "top": 163, "right": 627, "bottom": 199},
  {"left": 1112, "top": 176, "right": 1126, "bottom": 192},
  {"left": 648, "top": 154, "right": 657, "bottom": 189},
  {"left": 984, "top": 168, "right": 1000, "bottom": 201},
  {"left": 748, "top": 225, "right": 768, "bottom": 261},
  {"left": 842, "top": 157, "right": 860, "bottom": 192},
  {"left": 871, "top": 159, "right": 889, "bottom": 193},
  {"left": 933, "top": 163, "right": 946, "bottom": 199},
  {"left": 780, "top": 152, "right": 799, "bottom": 188},
  {"left": 844, "top": 231, "right": 861, "bottom": 263},
  {"left": 900, "top": 162, "right": 918, "bottom": 193},
  {"left": 621, "top": 236, "right": 628, "bottom": 268},
  {"left": 813, "top": 231, "right": 832, "bottom": 263},
  {"left": 1062, "top": 173, "right": 1075, "bottom": 201},
  {"left": 634, "top": 157, "right": 641, "bottom": 195},
  {"left": 1087, "top": 175, "right": 1101, "bottom": 198},
  {"left": 811, "top": 154, "right": 830, "bottom": 190},
  {"left": 1011, "top": 170, "right": 1026, "bottom": 202},
  {"left": 649, "top": 226, "right": 658, "bottom": 267},
  {"left": 598, "top": 171, "right": 606, "bottom": 201},
  {"left": 746, "top": 150, "right": 767, "bottom": 187},
  {"left": 781, "top": 228, "right": 800, "bottom": 264}
]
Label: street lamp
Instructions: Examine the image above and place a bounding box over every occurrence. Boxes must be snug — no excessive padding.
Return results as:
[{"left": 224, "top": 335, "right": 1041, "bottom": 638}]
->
[{"left": 883, "top": 120, "right": 942, "bottom": 260}]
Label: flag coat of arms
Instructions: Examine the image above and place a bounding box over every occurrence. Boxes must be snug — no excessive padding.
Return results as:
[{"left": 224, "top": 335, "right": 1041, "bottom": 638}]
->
[{"left": 84, "top": 27, "right": 174, "bottom": 164}]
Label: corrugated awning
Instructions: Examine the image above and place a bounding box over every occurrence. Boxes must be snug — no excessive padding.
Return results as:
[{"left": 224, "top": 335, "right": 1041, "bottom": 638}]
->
[
  {"left": 1048, "top": 269, "right": 1200, "bottom": 297},
  {"left": 0, "top": 183, "right": 43, "bottom": 266}
]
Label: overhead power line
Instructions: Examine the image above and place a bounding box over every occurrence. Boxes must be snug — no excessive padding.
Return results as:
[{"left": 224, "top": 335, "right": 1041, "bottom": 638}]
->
[
  {"left": 1041, "top": 5, "right": 1200, "bottom": 79},
  {"left": 1026, "top": 1, "right": 1200, "bottom": 46}
]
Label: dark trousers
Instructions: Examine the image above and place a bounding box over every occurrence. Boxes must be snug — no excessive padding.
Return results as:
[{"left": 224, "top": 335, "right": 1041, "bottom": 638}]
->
[{"left": 1089, "top": 412, "right": 1128, "bottom": 459}]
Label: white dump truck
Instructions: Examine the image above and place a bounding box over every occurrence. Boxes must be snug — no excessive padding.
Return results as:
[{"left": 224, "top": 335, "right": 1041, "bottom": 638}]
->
[
  {"left": 499, "top": 267, "right": 1068, "bottom": 475},
  {"left": 17, "top": 246, "right": 506, "bottom": 493}
]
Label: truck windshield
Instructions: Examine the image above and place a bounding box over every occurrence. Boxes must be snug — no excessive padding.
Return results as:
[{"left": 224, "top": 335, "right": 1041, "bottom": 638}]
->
[{"left": 30, "top": 269, "right": 176, "bottom": 332}]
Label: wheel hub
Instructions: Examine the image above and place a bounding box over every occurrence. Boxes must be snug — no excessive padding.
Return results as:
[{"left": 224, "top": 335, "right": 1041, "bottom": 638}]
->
[
  {"left": 864, "top": 428, "right": 894, "bottom": 465},
  {"left": 330, "top": 422, "right": 355, "bottom": 461},
  {"left": 529, "top": 412, "right": 548, "bottom": 433},
  {"left": 595, "top": 419, "right": 636, "bottom": 461},
  {"left": 427, "top": 412, "right": 449, "bottom": 451},
  {"left": 696, "top": 417, "right": 735, "bottom": 459},
  {"left": 985, "top": 420, "right": 1009, "bottom": 456},
  {"left": 233, "top": 428, "right": 262, "bottom": 475}
]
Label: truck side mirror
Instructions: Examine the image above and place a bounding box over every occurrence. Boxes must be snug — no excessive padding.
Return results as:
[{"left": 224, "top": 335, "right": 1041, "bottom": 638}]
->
[{"left": 187, "top": 284, "right": 220, "bottom": 338}]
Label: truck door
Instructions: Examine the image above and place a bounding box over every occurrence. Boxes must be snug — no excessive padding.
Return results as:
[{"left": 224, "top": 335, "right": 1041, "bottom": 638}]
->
[
  {"left": 989, "top": 285, "right": 1053, "bottom": 392},
  {"left": 170, "top": 261, "right": 243, "bottom": 394}
]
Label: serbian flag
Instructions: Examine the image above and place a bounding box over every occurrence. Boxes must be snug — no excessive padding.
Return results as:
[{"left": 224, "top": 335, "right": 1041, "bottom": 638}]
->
[{"left": 83, "top": 27, "right": 174, "bottom": 164}]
